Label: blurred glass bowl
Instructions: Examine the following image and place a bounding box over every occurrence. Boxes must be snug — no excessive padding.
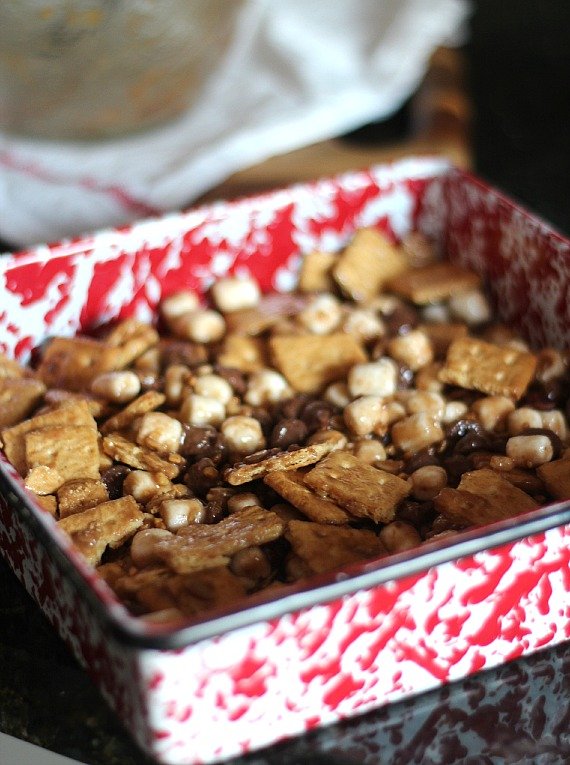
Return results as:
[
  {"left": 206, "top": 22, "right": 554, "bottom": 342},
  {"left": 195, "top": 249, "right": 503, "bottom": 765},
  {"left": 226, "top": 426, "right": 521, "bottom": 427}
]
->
[{"left": 0, "top": 0, "right": 242, "bottom": 140}]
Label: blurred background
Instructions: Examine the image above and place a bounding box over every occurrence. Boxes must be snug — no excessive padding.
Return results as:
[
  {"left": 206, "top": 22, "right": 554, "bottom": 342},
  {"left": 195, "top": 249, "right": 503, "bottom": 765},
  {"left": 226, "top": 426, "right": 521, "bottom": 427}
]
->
[
  {"left": 203, "top": 0, "right": 570, "bottom": 235},
  {"left": 0, "top": 0, "right": 568, "bottom": 247},
  {"left": 467, "top": 0, "right": 570, "bottom": 235}
]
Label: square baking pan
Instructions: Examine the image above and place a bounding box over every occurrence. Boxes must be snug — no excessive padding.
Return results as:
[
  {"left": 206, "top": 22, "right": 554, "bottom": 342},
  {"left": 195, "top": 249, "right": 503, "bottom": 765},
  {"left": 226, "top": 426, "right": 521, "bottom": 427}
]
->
[{"left": 1, "top": 156, "right": 570, "bottom": 765}]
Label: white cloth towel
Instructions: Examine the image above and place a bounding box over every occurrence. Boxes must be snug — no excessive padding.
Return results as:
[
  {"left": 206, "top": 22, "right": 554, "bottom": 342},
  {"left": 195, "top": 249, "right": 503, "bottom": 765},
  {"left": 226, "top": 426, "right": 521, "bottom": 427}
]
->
[{"left": 0, "top": 0, "right": 469, "bottom": 247}]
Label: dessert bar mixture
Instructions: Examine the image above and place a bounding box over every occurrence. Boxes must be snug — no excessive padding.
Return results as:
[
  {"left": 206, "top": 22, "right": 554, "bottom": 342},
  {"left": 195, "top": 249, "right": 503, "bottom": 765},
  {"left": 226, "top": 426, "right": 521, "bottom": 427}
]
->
[{"left": 1, "top": 228, "right": 569, "bottom": 624}]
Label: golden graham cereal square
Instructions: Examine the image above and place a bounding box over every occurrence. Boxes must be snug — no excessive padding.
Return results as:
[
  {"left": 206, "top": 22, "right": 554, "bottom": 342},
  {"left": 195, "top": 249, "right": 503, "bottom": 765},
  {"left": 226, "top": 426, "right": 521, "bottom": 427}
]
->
[
  {"left": 303, "top": 451, "right": 410, "bottom": 523},
  {"left": 264, "top": 469, "right": 350, "bottom": 524},
  {"left": 155, "top": 506, "right": 285, "bottom": 574},
  {"left": 57, "top": 495, "right": 144, "bottom": 566},
  {"left": 270, "top": 333, "right": 366, "bottom": 394},
  {"left": 387, "top": 262, "right": 481, "bottom": 304},
  {"left": 285, "top": 520, "right": 385, "bottom": 575},
  {"left": 438, "top": 337, "right": 537, "bottom": 400},
  {"left": 333, "top": 228, "right": 407, "bottom": 302},
  {"left": 224, "top": 440, "right": 338, "bottom": 486}
]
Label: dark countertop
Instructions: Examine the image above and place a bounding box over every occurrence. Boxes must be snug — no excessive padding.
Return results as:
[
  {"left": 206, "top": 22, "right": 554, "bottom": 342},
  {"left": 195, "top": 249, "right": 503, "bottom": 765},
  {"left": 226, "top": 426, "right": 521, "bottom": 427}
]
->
[{"left": 2, "top": 3, "right": 570, "bottom": 764}]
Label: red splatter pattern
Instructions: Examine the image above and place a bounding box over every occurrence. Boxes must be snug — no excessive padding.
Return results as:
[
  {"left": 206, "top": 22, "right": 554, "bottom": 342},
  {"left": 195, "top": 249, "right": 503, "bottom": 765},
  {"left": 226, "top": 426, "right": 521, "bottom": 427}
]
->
[{"left": 1, "top": 157, "right": 570, "bottom": 764}]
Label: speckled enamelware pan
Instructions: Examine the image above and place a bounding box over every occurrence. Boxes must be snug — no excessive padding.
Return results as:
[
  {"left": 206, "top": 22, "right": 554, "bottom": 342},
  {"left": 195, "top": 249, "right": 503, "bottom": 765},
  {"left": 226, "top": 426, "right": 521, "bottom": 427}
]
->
[{"left": 1, "top": 156, "right": 570, "bottom": 765}]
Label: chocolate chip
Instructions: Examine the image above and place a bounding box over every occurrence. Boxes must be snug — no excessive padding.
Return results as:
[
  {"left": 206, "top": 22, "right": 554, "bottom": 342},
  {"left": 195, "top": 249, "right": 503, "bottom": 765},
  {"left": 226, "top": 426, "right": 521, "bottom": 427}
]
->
[
  {"left": 100, "top": 464, "right": 130, "bottom": 500},
  {"left": 442, "top": 454, "right": 474, "bottom": 487},
  {"left": 445, "top": 387, "right": 481, "bottom": 406},
  {"left": 159, "top": 339, "right": 207, "bottom": 368},
  {"left": 205, "top": 486, "right": 235, "bottom": 510},
  {"left": 270, "top": 418, "right": 308, "bottom": 449},
  {"left": 279, "top": 394, "right": 313, "bottom": 420},
  {"left": 397, "top": 363, "right": 414, "bottom": 389},
  {"left": 204, "top": 500, "right": 226, "bottom": 524},
  {"left": 384, "top": 303, "right": 418, "bottom": 337},
  {"left": 180, "top": 426, "right": 227, "bottom": 465},
  {"left": 453, "top": 433, "right": 493, "bottom": 454},
  {"left": 445, "top": 417, "right": 484, "bottom": 443},
  {"left": 243, "top": 448, "right": 281, "bottom": 464},
  {"left": 522, "top": 381, "right": 562, "bottom": 411},
  {"left": 397, "top": 499, "right": 435, "bottom": 528},
  {"left": 369, "top": 338, "right": 387, "bottom": 360},
  {"left": 184, "top": 458, "right": 220, "bottom": 497},
  {"left": 425, "top": 512, "right": 467, "bottom": 538},
  {"left": 250, "top": 407, "right": 274, "bottom": 438},
  {"left": 404, "top": 448, "right": 441, "bottom": 474},
  {"left": 213, "top": 365, "right": 247, "bottom": 396},
  {"left": 300, "top": 400, "right": 336, "bottom": 433}
]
